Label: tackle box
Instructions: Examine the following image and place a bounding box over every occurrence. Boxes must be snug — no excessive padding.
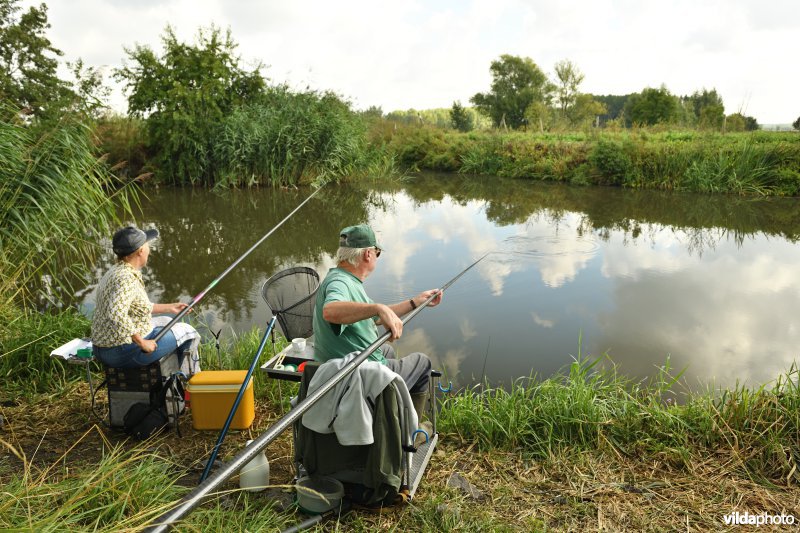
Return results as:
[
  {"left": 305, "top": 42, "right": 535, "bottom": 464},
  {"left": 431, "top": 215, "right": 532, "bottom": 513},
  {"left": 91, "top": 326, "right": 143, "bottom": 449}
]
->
[{"left": 187, "top": 370, "right": 255, "bottom": 430}]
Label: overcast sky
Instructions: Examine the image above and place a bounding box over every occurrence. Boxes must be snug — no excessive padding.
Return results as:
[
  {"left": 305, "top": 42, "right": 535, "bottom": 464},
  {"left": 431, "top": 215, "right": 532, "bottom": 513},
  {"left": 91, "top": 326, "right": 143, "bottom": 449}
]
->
[{"left": 31, "top": 0, "right": 799, "bottom": 124}]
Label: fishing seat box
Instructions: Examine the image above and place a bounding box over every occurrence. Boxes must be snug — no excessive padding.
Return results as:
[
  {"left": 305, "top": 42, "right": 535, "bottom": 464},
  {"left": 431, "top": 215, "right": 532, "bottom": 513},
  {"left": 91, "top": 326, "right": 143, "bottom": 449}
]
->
[
  {"left": 104, "top": 352, "right": 181, "bottom": 429},
  {"left": 187, "top": 370, "right": 255, "bottom": 430}
]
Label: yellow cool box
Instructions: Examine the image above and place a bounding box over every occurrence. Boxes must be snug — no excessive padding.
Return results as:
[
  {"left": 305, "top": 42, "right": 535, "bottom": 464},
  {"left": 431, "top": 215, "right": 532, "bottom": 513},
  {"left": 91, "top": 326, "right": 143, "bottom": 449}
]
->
[{"left": 187, "top": 370, "right": 255, "bottom": 430}]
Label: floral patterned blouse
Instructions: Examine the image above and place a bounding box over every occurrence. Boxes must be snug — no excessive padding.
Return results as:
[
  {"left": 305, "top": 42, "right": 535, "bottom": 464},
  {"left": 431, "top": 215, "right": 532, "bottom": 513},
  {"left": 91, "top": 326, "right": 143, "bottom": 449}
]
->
[{"left": 91, "top": 261, "right": 153, "bottom": 347}]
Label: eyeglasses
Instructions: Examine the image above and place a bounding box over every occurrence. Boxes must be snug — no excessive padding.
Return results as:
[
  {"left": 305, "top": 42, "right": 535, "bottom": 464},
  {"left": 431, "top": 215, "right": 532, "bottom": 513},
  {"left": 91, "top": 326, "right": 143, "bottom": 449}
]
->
[{"left": 374, "top": 247, "right": 382, "bottom": 258}]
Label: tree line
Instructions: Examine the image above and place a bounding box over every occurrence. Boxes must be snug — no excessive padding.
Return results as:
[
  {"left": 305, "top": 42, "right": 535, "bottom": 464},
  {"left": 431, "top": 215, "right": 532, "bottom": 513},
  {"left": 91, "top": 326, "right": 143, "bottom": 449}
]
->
[{"left": 457, "top": 55, "right": 761, "bottom": 132}]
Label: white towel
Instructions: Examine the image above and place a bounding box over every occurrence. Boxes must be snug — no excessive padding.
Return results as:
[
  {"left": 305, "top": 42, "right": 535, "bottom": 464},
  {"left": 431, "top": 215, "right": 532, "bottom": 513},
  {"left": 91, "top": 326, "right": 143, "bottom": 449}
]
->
[
  {"left": 152, "top": 315, "right": 201, "bottom": 376},
  {"left": 301, "top": 352, "right": 418, "bottom": 446}
]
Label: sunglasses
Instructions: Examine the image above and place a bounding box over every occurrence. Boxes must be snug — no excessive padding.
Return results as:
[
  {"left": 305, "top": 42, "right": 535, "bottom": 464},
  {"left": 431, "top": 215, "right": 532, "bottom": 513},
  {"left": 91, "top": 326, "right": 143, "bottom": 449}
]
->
[{"left": 374, "top": 247, "right": 382, "bottom": 258}]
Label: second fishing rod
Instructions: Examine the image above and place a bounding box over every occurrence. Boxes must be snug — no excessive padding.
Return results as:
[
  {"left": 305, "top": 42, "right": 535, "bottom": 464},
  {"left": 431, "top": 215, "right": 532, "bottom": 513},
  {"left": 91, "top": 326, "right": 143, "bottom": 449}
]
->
[{"left": 153, "top": 185, "right": 324, "bottom": 343}]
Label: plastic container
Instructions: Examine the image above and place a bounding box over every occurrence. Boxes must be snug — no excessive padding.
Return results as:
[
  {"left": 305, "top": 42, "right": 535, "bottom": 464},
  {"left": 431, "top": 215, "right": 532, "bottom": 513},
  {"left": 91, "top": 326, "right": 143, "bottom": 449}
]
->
[
  {"left": 239, "top": 439, "right": 269, "bottom": 492},
  {"left": 187, "top": 370, "right": 254, "bottom": 430},
  {"left": 296, "top": 476, "right": 344, "bottom": 514}
]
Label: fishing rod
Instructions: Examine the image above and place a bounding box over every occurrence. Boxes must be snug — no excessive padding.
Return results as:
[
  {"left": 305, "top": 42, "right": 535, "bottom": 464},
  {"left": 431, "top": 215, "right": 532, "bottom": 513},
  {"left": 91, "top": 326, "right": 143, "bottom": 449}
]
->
[
  {"left": 145, "top": 253, "right": 489, "bottom": 532},
  {"left": 153, "top": 186, "right": 324, "bottom": 343},
  {"left": 199, "top": 315, "right": 277, "bottom": 483}
]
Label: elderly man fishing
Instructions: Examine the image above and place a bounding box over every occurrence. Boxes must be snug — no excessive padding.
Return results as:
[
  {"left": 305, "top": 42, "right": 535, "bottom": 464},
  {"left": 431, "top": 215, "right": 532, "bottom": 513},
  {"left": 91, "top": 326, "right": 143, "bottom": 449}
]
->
[
  {"left": 312, "top": 224, "right": 442, "bottom": 419},
  {"left": 92, "top": 226, "right": 199, "bottom": 371}
]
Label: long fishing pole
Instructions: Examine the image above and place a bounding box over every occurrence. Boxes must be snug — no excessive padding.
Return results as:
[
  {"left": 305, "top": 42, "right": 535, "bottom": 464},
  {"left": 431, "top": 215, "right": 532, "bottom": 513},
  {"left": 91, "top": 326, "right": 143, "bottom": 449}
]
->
[
  {"left": 153, "top": 186, "right": 324, "bottom": 342},
  {"left": 145, "top": 253, "right": 489, "bottom": 532}
]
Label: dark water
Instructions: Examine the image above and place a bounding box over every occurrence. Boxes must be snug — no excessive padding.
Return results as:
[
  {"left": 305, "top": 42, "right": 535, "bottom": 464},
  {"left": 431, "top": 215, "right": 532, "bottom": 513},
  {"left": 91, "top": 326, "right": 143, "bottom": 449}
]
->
[{"left": 78, "top": 174, "right": 800, "bottom": 391}]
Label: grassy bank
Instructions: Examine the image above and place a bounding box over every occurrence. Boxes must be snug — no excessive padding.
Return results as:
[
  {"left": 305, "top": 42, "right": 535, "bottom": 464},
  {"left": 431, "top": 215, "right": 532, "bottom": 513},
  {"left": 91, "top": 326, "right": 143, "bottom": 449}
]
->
[
  {"left": 373, "top": 124, "right": 800, "bottom": 196},
  {"left": 2, "top": 316, "right": 799, "bottom": 531}
]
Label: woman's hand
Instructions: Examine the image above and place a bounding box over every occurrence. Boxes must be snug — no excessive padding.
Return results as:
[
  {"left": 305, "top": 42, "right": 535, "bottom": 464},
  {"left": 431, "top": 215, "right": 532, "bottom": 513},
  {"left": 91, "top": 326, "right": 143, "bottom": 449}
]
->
[
  {"left": 152, "top": 302, "right": 189, "bottom": 315},
  {"left": 166, "top": 302, "right": 188, "bottom": 315},
  {"left": 133, "top": 333, "right": 157, "bottom": 353},
  {"left": 140, "top": 339, "right": 157, "bottom": 353}
]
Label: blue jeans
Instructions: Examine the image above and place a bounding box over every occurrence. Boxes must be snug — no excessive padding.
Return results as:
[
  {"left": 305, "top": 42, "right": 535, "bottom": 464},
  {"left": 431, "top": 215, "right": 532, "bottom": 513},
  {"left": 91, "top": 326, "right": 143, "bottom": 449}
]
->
[{"left": 93, "top": 327, "right": 190, "bottom": 369}]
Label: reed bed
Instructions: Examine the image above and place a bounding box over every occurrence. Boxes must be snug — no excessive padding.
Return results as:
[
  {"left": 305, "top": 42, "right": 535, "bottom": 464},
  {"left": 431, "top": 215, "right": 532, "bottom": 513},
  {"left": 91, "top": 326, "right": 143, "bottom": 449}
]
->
[
  {"left": 96, "top": 87, "right": 401, "bottom": 187},
  {"left": 378, "top": 124, "right": 800, "bottom": 196},
  {"left": 213, "top": 88, "right": 371, "bottom": 187},
  {"left": 0, "top": 106, "right": 136, "bottom": 310}
]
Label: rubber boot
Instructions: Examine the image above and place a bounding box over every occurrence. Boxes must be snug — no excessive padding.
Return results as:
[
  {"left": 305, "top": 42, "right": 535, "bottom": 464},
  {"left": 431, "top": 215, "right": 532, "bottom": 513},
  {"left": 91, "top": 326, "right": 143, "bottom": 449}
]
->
[
  {"left": 411, "top": 392, "right": 433, "bottom": 447},
  {"left": 411, "top": 392, "right": 428, "bottom": 420}
]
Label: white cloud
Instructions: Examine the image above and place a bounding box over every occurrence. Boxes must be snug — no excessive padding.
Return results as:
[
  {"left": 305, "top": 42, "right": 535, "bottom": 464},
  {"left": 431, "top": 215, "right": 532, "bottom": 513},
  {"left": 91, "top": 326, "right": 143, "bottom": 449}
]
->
[
  {"left": 27, "top": 0, "right": 799, "bottom": 123},
  {"left": 532, "top": 312, "right": 554, "bottom": 328},
  {"left": 369, "top": 195, "right": 422, "bottom": 282},
  {"left": 596, "top": 234, "right": 800, "bottom": 387}
]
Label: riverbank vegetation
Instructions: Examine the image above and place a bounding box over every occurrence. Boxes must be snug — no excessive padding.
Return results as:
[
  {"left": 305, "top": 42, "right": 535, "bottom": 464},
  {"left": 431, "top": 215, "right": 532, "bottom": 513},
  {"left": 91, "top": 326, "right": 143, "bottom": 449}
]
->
[
  {"left": 371, "top": 125, "right": 800, "bottom": 196},
  {"left": 0, "top": 107, "right": 136, "bottom": 311},
  {"left": 2, "top": 324, "right": 798, "bottom": 530},
  {"left": 366, "top": 54, "right": 799, "bottom": 197},
  {"left": 108, "top": 26, "right": 398, "bottom": 188}
]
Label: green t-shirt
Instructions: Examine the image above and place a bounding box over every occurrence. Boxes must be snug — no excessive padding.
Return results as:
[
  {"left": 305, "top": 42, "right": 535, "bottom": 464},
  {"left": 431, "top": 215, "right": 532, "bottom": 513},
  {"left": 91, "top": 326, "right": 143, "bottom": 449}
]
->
[{"left": 312, "top": 267, "right": 386, "bottom": 364}]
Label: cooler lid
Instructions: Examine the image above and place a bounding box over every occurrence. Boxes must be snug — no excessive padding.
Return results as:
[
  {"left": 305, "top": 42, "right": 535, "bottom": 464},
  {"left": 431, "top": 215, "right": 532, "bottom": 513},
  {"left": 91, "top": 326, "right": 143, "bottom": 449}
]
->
[{"left": 189, "top": 370, "right": 248, "bottom": 386}]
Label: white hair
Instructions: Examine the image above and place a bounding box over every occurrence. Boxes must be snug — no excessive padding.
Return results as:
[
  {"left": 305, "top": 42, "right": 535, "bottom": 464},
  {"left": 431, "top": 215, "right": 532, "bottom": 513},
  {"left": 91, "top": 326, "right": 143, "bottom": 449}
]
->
[{"left": 336, "top": 246, "right": 369, "bottom": 266}]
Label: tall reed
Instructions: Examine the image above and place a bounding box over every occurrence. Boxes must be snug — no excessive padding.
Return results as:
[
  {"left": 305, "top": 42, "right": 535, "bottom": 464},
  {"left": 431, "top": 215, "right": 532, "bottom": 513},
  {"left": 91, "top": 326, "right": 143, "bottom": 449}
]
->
[
  {"left": 212, "top": 87, "right": 379, "bottom": 187},
  {"left": 0, "top": 105, "right": 136, "bottom": 309}
]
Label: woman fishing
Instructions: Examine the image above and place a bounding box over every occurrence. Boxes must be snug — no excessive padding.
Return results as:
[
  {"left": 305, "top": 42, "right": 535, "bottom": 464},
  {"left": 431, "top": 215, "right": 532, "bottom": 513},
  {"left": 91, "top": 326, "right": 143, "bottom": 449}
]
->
[{"left": 91, "top": 226, "right": 198, "bottom": 369}]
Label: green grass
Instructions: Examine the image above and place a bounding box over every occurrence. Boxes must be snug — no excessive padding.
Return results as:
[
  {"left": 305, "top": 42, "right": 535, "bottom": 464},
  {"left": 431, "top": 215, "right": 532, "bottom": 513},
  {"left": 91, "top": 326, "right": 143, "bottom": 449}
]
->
[
  {"left": 0, "top": 307, "right": 94, "bottom": 398},
  {"left": 0, "top": 435, "right": 291, "bottom": 532},
  {"left": 439, "top": 356, "right": 800, "bottom": 484},
  {"left": 3, "top": 327, "right": 799, "bottom": 531}
]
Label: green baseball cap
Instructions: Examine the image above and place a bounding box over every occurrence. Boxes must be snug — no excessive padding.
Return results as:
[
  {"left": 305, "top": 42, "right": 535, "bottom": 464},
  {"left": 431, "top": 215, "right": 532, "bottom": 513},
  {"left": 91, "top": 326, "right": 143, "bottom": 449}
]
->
[{"left": 339, "top": 224, "right": 383, "bottom": 249}]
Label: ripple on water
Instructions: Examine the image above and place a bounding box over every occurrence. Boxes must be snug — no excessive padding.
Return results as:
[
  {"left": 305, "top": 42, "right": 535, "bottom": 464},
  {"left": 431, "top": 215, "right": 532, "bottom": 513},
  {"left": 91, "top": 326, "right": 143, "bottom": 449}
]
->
[{"left": 497, "top": 234, "right": 601, "bottom": 259}]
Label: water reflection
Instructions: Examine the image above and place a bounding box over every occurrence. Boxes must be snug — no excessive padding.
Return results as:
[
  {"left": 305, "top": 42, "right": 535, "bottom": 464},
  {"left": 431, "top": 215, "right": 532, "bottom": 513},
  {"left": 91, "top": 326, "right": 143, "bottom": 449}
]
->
[{"left": 78, "top": 174, "right": 800, "bottom": 391}]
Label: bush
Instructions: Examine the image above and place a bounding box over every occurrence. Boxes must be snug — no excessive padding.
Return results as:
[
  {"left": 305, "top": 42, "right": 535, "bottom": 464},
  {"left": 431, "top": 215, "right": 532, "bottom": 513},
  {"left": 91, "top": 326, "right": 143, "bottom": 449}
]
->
[
  {"left": 94, "top": 115, "right": 149, "bottom": 179},
  {"left": 588, "top": 140, "right": 632, "bottom": 185}
]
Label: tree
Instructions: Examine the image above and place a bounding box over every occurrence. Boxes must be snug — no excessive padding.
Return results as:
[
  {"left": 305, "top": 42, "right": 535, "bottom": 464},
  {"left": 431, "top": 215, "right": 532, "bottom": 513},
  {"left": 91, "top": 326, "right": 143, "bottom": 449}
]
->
[
  {"left": 688, "top": 88, "right": 724, "bottom": 129},
  {"left": 593, "top": 94, "right": 631, "bottom": 125},
  {"left": 524, "top": 100, "right": 550, "bottom": 132},
  {"left": 115, "top": 25, "right": 265, "bottom": 184},
  {"left": 470, "top": 54, "right": 552, "bottom": 129},
  {"left": 450, "top": 100, "right": 473, "bottom": 132},
  {"left": 726, "top": 112, "right": 759, "bottom": 132},
  {"left": 566, "top": 94, "right": 607, "bottom": 127},
  {"left": 624, "top": 86, "right": 680, "bottom": 126},
  {"left": 359, "top": 105, "right": 383, "bottom": 121},
  {"left": 0, "top": 0, "right": 72, "bottom": 118},
  {"left": 793, "top": 116, "right": 800, "bottom": 131},
  {"left": 553, "top": 59, "right": 584, "bottom": 117}
]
